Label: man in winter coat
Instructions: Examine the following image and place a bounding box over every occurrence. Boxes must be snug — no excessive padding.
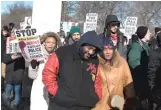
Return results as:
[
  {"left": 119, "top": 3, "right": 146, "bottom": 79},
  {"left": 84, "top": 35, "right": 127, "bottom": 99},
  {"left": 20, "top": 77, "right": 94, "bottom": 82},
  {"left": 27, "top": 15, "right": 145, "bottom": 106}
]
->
[
  {"left": 128, "top": 26, "right": 152, "bottom": 110},
  {"left": 1, "top": 26, "right": 10, "bottom": 79},
  {"left": 29, "top": 32, "right": 60, "bottom": 110},
  {"left": 2, "top": 51, "right": 25, "bottom": 109},
  {"left": 99, "top": 15, "right": 127, "bottom": 58},
  {"left": 42, "top": 31, "right": 102, "bottom": 110},
  {"left": 66, "top": 26, "right": 81, "bottom": 45},
  {"left": 147, "top": 32, "right": 161, "bottom": 110},
  {"left": 92, "top": 37, "right": 135, "bottom": 110},
  {"left": 1, "top": 26, "right": 10, "bottom": 59},
  {"left": 1, "top": 26, "right": 11, "bottom": 110},
  {"left": 149, "top": 27, "right": 161, "bottom": 51}
]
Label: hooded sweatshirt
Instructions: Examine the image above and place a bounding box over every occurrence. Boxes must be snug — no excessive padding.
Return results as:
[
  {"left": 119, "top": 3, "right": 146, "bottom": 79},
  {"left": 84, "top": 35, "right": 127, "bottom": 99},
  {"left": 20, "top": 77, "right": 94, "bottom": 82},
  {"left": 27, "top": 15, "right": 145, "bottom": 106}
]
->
[
  {"left": 99, "top": 15, "right": 127, "bottom": 58},
  {"left": 42, "top": 31, "right": 102, "bottom": 109}
]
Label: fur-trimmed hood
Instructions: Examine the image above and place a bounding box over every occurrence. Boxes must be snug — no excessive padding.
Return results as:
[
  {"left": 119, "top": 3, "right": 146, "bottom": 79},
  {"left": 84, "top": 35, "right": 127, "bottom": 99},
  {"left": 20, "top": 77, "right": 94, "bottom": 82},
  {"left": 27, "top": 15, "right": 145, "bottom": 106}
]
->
[{"left": 40, "top": 32, "right": 61, "bottom": 48}]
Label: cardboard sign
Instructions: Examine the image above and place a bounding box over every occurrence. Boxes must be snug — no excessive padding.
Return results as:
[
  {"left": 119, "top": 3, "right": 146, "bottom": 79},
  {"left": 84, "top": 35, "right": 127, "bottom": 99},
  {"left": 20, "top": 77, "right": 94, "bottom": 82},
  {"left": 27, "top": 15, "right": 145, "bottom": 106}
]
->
[
  {"left": 15, "top": 28, "right": 44, "bottom": 62},
  {"left": 84, "top": 13, "right": 98, "bottom": 33},
  {"left": 124, "top": 17, "right": 138, "bottom": 37},
  {"left": 83, "top": 23, "right": 97, "bottom": 33},
  {"left": 125, "top": 17, "right": 137, "bottom": 27},
  {"left": 6, "top": 36, "right": 21, "bottom": 54}
]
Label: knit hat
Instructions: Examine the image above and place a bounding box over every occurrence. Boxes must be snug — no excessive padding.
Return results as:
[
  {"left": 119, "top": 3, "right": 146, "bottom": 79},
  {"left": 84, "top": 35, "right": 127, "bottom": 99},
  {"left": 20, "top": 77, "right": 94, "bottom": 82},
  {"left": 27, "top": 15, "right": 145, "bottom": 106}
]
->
[
  {"left": 99, "top": 36, "right": 116, "bottom": 61},
  {"left": 102, "top": 36, "right": 116, "bottom": 50},
  {"left": 155, "top": 27, "right": 161, "bottom": 34},
  {"left": 136, "top": 26, "right": 148, "bottom": 39},
  {"left": 70, "top": 26, "right": 81, "bottom": 35}
]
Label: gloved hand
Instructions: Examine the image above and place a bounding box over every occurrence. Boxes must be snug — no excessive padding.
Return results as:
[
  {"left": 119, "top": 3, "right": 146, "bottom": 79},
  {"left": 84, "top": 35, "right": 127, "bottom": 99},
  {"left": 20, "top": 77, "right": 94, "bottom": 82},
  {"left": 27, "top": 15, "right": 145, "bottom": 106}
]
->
[{"left": 31, "top": 60, "right": 38, "bottom": 69}]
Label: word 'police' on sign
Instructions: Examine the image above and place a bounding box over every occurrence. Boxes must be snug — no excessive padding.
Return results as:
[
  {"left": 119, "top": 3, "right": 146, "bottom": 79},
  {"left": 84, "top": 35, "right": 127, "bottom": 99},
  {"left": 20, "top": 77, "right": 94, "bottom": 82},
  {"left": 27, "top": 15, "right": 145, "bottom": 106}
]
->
[
  {"left": 6, "top": 36, "right": 21, "bottom": 54},
  {"left": 15, "top": 28, "right": 44, "bottom": 62}
]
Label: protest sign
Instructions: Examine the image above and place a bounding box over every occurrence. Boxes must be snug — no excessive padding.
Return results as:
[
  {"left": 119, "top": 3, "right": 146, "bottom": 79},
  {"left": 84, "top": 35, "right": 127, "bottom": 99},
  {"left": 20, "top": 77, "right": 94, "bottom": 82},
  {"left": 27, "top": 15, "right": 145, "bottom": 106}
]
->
[
  {"left": 124, "top": 17, "right": 138, "bottom": 37},
  {"left": 15, "top": 28, "right": 44, "bottom": 62},
  {"left": 6, "top": 36, "right": 21, "bottom": 54},
  {"left": 32, "top": 1, "right": 62, "bottom": 35},
  {"left": 84, "top": 13, "right": 98, "bottom": 33},
  {"left": 24, "top": 17, "right": 32, "bottom": 26}
]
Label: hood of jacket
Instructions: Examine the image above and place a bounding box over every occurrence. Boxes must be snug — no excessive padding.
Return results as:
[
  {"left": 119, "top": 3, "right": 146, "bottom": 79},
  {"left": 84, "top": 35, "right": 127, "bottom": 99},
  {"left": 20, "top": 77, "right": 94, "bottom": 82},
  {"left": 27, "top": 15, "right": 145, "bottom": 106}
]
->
[
  {"left": 105, "top": 15, "right": 120, "bottom": 29},
  {"left": 78, "top": 31, "right": 102, "bottom": 51}
]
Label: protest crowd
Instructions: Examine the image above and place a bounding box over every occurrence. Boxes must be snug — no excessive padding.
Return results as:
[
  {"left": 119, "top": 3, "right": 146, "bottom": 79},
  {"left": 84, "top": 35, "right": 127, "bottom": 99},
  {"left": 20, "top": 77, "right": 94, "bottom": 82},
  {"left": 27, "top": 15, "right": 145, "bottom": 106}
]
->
[{"left": 1, "top": 14, "right": 161, "bottom": 110}]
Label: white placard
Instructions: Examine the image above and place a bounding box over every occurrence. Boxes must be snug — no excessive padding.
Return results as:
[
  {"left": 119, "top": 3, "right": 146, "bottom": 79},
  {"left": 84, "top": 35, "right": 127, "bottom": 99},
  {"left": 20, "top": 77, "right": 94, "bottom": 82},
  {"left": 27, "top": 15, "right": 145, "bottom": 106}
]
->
[
  {"left": 84, "top": 13, "right": 98, "bottom": 33},
  {"left": 32, "top": 1, "right": 62, "bottom": 35},
  {"left": 24, "top": 17, "right": 32, "bottom": 26},
  {"left": 85, "top": 13, "right": 98, "bottom": 23},
  {"left": 124, "top": 17, "right": 138, "bottom": 37}
]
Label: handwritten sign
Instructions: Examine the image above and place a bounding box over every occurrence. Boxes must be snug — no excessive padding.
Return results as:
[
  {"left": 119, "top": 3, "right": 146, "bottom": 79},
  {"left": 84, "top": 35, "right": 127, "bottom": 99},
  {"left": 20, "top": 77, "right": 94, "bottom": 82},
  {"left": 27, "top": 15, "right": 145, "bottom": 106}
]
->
[
  {"left": 84, "top": 13, "right": 98, "bottom": 33},
  {"left": 124, "top": 17, "right": 138, "bottom": 36}
]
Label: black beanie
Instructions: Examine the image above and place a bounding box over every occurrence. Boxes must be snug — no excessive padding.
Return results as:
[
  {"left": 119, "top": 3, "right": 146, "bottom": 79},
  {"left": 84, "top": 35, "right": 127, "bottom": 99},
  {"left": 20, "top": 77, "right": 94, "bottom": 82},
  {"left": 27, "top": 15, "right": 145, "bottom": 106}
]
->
[
  {"left": 136, "top": 26, "right": 148, "bottom": 39},
  {"left": 155, "top": 27, "right": 161, "bottom": 34}
]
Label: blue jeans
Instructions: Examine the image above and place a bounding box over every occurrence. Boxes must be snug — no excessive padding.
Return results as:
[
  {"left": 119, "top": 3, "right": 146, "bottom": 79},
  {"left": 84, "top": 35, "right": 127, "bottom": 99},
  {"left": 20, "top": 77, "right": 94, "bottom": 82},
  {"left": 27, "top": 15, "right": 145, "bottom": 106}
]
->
[{"left": 5, "top": 84, "right": 21, "bottom": 105}]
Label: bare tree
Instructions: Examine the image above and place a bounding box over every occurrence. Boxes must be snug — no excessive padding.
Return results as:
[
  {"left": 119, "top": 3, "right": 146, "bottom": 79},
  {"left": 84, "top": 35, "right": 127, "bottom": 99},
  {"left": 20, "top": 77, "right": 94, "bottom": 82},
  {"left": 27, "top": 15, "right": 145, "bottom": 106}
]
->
[
  {"left": 73, "top": 1, "right": 128, "bottom": 34},
  {"left": 1, "top": 1, "right": 32, "bottom": 29},
  {"left": 61, "top": 1, "right": 78, "bottom": 22},
  {"left": 133, "top": 1, "right": 161, "bottom": 27},
  {"left": 71, "top": 1, "right": 161, "bottom": 34}
]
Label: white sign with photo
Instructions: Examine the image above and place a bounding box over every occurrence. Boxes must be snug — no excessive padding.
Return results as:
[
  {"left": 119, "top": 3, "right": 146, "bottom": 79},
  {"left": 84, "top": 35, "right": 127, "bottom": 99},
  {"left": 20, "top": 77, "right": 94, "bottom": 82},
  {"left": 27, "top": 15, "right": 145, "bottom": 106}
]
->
[{"left": 15, "top": 28, "right": 44, "bottom": 62}]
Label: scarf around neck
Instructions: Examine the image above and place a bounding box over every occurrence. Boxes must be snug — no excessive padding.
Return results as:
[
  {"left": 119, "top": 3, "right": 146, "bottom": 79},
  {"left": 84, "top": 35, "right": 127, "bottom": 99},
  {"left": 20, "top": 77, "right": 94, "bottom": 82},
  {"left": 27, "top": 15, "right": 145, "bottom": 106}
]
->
[{"left": 111, "top": 33, "right": 118, "bottom": 46}]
